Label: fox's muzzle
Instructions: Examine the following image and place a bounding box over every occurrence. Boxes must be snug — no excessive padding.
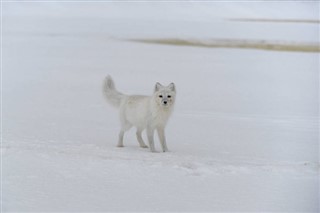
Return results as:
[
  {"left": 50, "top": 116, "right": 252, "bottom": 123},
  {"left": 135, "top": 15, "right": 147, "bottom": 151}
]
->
[{"left": 161, "top": 98, "right": 170, "bottom": 106}]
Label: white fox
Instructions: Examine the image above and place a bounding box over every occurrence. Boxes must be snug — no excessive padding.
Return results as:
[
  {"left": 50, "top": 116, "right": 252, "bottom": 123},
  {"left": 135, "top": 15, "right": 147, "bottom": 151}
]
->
[{"left": 103, "top": 75, "right": 176, "bottom": 152}]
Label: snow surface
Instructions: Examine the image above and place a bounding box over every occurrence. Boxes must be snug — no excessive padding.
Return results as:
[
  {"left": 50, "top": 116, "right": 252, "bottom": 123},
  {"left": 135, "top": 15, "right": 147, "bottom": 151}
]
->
[{"left": 2, "top": 2, "right": 319, "bottom": 212}]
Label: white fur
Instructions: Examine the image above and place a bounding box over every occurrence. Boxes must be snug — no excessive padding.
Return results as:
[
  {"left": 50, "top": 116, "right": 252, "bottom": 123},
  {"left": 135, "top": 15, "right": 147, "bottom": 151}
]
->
[{"left": 103, "top": 75, "right": 176, "bottom": 152}]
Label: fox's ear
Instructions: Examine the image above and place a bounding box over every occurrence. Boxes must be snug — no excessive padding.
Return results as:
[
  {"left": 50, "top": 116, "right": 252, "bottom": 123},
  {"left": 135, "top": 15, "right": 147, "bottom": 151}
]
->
[
  {"left": 154, "top": 82, "right": 163, "bottom": 92},
  {"left": 168, "top": 83, "right": 175, "bottom": 91}
]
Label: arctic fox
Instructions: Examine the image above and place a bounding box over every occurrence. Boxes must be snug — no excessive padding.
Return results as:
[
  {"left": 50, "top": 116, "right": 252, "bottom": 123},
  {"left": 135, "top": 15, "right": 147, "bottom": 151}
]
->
[{"left": 103, "top": 75, "right": 176, "bottom": 152}]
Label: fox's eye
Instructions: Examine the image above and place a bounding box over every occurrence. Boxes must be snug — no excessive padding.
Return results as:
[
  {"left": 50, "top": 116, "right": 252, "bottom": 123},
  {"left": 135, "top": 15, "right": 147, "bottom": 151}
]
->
[
  {"left": 167, "top": 95, "right": 171, "bottom": 98},
  {"left": 159, "top": 95, "right": 163, "bottom": 98}
]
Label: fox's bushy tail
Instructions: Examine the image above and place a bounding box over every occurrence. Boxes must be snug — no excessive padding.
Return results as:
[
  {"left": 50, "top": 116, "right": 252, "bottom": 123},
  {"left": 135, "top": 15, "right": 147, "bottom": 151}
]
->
[{"left": 103, "top": 75, "right": 124, "bottom": 108}]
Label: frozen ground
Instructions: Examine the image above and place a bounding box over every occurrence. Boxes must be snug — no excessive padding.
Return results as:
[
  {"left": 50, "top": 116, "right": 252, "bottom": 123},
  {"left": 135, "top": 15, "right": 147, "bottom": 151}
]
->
[{"left": 1, "top": 2, "right": 319, "bottom": 212}]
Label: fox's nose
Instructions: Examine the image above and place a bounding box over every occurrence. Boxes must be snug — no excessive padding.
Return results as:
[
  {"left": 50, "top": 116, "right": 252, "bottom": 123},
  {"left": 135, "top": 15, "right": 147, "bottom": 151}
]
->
[{"left": 163, "top": 101, "right": 167, "bottom": 105}]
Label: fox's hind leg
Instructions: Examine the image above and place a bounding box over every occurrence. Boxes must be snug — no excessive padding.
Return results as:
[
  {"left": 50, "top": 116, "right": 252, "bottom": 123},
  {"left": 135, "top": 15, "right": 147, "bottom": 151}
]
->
[
  {"left": 117, "top": 122, "right": 132, "bottom": 147},
  {"left": 136, "top": 128, "right": 148, "bottom": 148},
  {"left": 117, "top": 130, "right": 125, "bottom": 147}
]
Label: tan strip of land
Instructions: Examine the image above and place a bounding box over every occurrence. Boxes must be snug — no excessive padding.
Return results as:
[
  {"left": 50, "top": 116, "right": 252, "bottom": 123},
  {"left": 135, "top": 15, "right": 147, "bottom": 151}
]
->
[
  {"left": 129, "top": 38, "right": 320, "bottom": 53},
  {"left": 228, "top": 18, "right": 320, "bottom": 24}
]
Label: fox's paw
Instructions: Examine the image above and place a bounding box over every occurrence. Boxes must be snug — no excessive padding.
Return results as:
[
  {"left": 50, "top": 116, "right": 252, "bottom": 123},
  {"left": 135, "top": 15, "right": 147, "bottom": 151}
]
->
[{"left": 140, "top": 145, "right": 149, "bottom": 148}]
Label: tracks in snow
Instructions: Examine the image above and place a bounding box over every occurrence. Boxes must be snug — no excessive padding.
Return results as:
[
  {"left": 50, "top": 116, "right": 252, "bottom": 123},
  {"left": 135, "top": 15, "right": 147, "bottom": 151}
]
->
[{"left": 3, "top": 140, "right": 318, "bottom": 178}]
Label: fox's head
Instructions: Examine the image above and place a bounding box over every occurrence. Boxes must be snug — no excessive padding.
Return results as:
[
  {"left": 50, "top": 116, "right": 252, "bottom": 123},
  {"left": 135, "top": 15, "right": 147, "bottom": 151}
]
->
[{"left": 153, "top": 82, "right": 176, "bottom": 108}]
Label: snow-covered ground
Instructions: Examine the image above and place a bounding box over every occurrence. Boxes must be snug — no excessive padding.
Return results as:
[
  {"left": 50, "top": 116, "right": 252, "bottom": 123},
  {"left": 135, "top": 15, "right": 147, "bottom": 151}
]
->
[{"left": 2, "top": 2, "right": 319, "bottom": 212}]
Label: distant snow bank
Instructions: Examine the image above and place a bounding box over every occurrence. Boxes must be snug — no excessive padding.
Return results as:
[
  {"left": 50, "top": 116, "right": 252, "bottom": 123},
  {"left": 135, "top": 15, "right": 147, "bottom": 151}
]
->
[
  {"left": 4, "top": 1, "right": 319, "bottom": 21},
  {"left": 3, "top": 2, "right": 319, "bottom": 43}
]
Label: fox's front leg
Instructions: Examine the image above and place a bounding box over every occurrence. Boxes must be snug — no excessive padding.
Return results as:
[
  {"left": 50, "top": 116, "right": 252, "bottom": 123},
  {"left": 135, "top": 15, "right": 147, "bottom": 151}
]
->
[
  {"left": 157, "top": 127, "right": 168, "bottom": 152},
  {"left": 147, "top": 126, "right": 156, "bottom": 152}
]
